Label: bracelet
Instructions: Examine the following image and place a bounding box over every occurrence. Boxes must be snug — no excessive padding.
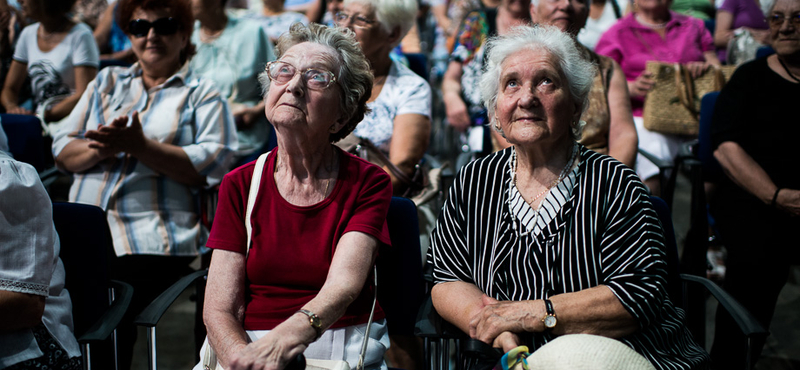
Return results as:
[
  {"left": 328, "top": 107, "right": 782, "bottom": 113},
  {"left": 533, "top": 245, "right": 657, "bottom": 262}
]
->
[{"left": 771, "top": 188, "right": 782, "bottom": 207}]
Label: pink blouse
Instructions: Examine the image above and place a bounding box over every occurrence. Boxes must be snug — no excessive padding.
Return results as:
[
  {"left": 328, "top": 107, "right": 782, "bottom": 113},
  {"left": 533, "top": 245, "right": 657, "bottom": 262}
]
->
[{"left": 595, "top": 12, "right": 714, "bottom": 116}]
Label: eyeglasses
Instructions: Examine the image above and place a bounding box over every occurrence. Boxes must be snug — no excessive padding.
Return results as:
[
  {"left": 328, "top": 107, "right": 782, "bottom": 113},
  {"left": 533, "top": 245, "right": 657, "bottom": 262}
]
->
[
  {"left": 766, "top": 13, "right": 800, "bottom": 28},
  {"left": 334, "top": 11, "right": 376, "bottom": 28},
  {"left": 129, "top": 17, "right": 179, "bottom": 38},
  {"left": 265, "top": 61, "right": 338, "bottom": 90}
]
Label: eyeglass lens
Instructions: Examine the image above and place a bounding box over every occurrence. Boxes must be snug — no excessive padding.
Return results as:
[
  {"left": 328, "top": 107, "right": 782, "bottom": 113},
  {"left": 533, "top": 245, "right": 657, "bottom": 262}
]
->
[
  {"left": 768, "top": 13, "right": 800, "bottom": 27},
  {"left": 268, "top": 62, "right": 334, "bottom": 90},
  {"left": 334, "top": 12, "right": 373, "bottom": 28},
  {"left": 129, "top": 17, "right": 179, "bottom": 37}
]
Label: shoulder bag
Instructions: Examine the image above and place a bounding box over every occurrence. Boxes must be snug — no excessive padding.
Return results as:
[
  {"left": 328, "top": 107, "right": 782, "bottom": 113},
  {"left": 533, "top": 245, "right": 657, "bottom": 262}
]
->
[
  {"left": 202, "top": 151, "right": 378, "bottom": 370},
  {"left": 642, "top": 61, "right": 737, "bottom": 136},
  {"left": 335, "top": 134, "right": 445, "bottom": 206}
]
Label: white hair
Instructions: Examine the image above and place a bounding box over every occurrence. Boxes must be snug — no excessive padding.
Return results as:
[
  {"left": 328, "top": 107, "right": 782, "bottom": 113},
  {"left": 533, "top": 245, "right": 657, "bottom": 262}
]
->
[
  {"left": 479, "top": 25, "right": 595, "bottom": 139},
  {"left": 345, "top": 0, "right": 418, "bottom": 47},
  {"left": 530, "top": 0, "right": 592, "bottom": 7}
]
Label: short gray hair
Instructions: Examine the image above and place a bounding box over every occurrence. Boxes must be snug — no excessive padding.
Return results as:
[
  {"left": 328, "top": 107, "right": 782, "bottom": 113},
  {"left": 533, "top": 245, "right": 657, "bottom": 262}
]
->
[
  {"left": 259, "top": 23, "right": 373, "bottom": 143},
  {"left": 345, "top": 0, "right": 418, "bottom": 47},
  {"left": 480, "top": 25, "right": 595, "bottom": 140},
  {"left": 530, "top": 0, "right": 592, "bottom": 6}
]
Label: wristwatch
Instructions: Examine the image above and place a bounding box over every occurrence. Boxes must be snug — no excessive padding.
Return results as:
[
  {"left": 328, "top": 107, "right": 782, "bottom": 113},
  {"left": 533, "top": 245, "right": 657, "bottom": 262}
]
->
[
  {"left": 541, "top": 299, "right": 557, "bottom": 329},
  {"left": 297, "top": 309, "right": 323, "bottom": 339}
]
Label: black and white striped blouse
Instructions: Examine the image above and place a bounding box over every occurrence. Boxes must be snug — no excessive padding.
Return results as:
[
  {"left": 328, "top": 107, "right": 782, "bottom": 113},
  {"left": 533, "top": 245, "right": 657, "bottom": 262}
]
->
[{"left": 427, "top": 146, "right": 710, "bottom": 370}]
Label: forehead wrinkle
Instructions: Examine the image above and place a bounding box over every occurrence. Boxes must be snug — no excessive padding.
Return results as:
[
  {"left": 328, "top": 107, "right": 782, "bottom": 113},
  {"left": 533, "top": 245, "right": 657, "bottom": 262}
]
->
[{"left": 281, "top": 43, "right": 342, "bottom": 75}]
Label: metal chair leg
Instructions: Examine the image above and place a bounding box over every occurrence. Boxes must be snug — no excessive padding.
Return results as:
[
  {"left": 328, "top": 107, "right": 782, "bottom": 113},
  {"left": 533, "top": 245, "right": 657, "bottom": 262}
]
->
[{"left": 147, "top": 327, "right": 157, "bottom": 370}]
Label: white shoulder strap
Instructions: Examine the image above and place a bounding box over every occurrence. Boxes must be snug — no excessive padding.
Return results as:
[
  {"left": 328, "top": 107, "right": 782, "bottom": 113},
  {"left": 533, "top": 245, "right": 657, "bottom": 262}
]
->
[{"left": 245, "top": 152, "right": 270, "bottom": 258}]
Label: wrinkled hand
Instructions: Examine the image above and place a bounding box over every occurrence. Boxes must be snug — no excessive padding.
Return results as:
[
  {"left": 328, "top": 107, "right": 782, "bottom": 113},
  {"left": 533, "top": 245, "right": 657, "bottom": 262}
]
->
[
  {"left": 775, "top": 188, "right": 800, "bottom": 217},
  {"left": 469, "top": 295, "right": 537, "bottom": 346},
  {"left": 684, "top": 61, "right": 711, "bottom": 78},
  {"left": 445, "top": 94, "right": 471, "bottom": 132},
  {"left": 627, "top": 72, "right": 655, "bottom": 98},
  {"left": 6, "top": 106, "right": 33, "bottom": 115},
  {"left": 492, "top": 331, "right": 522, "bottom": 352},
  {"left": 227, "top": 324, "right": 308, "bottom": 370},
  {"left": 233, "top": 106, "right": 263, "bottom": 129},
  {"left": 84, "top": 111, "right": 147, "bottom": 157}
]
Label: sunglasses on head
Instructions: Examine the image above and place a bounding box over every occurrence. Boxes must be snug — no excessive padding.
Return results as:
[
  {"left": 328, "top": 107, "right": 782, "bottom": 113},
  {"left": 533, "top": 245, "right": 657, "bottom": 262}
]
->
[{"left": 129, "top": 17, "right": 179, "bottom": 37}]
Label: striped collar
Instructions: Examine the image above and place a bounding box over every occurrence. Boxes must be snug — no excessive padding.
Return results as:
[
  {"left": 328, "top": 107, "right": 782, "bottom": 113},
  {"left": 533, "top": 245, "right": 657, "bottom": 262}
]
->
[{"left": 506, "top": 144, "right": 581, "bottom": 236}]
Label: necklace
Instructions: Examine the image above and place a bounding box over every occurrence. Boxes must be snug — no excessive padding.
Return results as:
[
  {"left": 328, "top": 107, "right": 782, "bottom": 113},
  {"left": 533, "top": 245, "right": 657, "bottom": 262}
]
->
[
  {"left": 635, "top": 14, "right": 668, "bottom": 29},
  {"left": 778, "top": 56, "right": 800, "bottom": 83},
  {"left": 512, "top": 143, "right": 579, "bottom": 208}
]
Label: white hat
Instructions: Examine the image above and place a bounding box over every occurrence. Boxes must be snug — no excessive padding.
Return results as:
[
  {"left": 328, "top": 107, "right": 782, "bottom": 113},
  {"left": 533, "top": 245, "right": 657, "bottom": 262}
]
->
[{"left": 525, "top": 334, "right": 655, "bottom": 370}]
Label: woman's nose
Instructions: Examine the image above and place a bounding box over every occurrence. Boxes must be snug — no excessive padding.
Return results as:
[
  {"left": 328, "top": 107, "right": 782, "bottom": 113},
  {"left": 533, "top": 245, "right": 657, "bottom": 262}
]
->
[
  {"left": 284, "top": 74, "right": 305, "bottom": 97},
  {"left": 518, "top": 87, "right": 538, "bottom": 107}
]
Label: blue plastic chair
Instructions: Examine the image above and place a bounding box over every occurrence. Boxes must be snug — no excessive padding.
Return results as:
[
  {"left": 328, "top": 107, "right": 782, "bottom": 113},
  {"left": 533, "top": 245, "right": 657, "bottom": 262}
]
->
[{"left": 0, "top": 113, "right": 47, "bottom": 171}]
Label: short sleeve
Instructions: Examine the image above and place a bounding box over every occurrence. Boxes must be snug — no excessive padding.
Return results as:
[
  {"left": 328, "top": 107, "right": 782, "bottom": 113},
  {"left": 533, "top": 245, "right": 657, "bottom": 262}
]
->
[
  {"left": 395, "top": 69, "right": 432, "bottom": 119},
  {"left": 181, "top": 83, "right": 239, "bottom": 187},
  {"left": 343, "top": 162, "right": 393, "bottom": 246},
  {"left": 600, "top": 181, "right": 670, "bottom": 328},
  {"left": 206, "top": 165, "right": 251, "bottom": 254},
  {"left": 710, "top": 63, "right": 751, "bottom": 149},
  {"left": 595, "top": 27, "right": 623, "bottom": 66},
  {"left": 0, "top": 155, "right": 56, "bottom": 297},
  {"left": 12, "top": 24, "right": 34, "bottom": 64},
  {"left": 697, "top": 19, "right": 715, "bottom": 53},
  {"left": 51, "top": 73, "right": 101, "bottom": 159},
  {"left": 71, "top": 24, "right": 100, "bottom": 68},
  {"left": 718, "top": 0, "right": 737, "bottom": 14},
  {"left": 427, "top": 168, "right": 474, "bottom": 285}
]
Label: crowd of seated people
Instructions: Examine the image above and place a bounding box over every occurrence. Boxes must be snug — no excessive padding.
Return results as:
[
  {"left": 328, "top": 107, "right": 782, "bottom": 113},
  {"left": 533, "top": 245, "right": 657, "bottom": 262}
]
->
[{"left": 0, "top": 0, "right": 796, "bottom": 368}]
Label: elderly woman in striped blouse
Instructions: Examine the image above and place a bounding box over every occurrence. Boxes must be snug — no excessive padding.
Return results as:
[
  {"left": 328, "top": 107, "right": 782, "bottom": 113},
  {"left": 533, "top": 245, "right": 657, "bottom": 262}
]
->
[{"left": 426, "top": 25, "right": 710, "bottom": 369}]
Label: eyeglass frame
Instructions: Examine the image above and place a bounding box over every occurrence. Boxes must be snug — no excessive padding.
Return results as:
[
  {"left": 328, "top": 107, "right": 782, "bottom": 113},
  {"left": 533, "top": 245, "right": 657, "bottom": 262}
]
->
[
  {"left": 334, "top": 11, "right": 377, "bottom": 29},
  {"left": 765, "top": 12, "right": 800, "bottom": 28},
  {"left": 128, "top": 17, "right": 180, "bottom": 38},
  {"left": 265, "top": 60, "right": 339, "bottom": 90}
]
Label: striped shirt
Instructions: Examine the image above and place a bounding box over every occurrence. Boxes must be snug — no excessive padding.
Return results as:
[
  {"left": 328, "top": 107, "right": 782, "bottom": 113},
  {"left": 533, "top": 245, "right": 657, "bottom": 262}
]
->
[
  {"left": 427, "top": 146, "right": 710, "bottom": 370},
  {"left": 52, "top": 63, "right": 238, "bottom": 257}
]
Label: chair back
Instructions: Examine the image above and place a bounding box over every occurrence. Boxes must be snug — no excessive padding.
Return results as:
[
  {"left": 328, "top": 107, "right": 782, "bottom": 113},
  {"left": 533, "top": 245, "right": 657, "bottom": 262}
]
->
[
  {"left": 404, "top": 53, "right": 430, "bottom": 82},
  {"left": 698, "top": 92, "right": 723, "bottom": 183},
  {"left": 378, "top": 196, "right": 425, "bottom": 336},
  {"left": 0, "top": 113, "right": 47, "bottom": 171},
  {"left": 52, "top": 202, "right": 116, "bottom": 339}
]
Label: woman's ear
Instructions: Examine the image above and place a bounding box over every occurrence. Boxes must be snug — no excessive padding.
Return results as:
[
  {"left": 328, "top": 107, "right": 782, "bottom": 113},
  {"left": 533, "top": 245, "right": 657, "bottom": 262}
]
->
[{"left": 387, "top": 26, "right": 402, "bottom": 46}]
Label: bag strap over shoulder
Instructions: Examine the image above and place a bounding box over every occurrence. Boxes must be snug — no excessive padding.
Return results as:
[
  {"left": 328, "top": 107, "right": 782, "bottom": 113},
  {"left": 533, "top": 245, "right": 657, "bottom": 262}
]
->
[{"left": 246, "top": 151, "right": 271, "bottom": 258}]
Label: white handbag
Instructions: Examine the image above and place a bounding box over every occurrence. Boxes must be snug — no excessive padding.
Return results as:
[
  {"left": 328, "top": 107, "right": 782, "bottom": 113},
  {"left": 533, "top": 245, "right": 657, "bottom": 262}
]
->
[{"left": 202, "top": 152, "right": 378, "bottom": 370}]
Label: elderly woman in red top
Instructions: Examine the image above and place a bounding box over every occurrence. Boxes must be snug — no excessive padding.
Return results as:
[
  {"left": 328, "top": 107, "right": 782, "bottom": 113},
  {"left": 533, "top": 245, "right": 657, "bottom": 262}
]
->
[{"left": 200, "top": 23, "right": 392, "bottom": 370}]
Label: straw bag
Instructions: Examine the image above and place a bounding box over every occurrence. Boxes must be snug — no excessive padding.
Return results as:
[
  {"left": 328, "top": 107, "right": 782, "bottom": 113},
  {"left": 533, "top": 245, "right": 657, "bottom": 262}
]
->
[
  {"left": 642, "top": 62, "right": 736, "bottom": 136},
  {"left": 201, "top": 152, "right": 378, "bottom": 370}
]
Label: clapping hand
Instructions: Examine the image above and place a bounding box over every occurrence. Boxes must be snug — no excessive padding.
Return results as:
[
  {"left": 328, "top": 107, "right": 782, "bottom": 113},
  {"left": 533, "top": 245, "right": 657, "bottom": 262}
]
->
[{"left": 84, "top": 111, "right": 148, "bottom": 159}]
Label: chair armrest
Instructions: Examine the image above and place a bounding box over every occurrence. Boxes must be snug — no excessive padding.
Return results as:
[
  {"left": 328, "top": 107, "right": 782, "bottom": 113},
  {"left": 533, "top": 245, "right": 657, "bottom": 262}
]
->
[
  {"left": 680, "top": 274, "right": 769, "bottom": 338},
  {"left": 133, "top": 269, "right": 208, "bottom": 328},
  {"left": 414, "top": 295, "right": 466, "bottom": 339},
  {"left": 39, "top": 167, "right": 60, "bottom": 188},
  {"left": 638, "top": 148, "right": 673, "bottom": 171},
  {"left": 78, "top": 280, "right": 134, "bottom": 343}
]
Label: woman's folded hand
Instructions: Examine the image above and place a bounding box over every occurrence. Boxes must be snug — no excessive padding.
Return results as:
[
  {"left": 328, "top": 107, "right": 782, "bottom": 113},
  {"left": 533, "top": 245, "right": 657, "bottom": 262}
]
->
[
  {"left": 226, "top": 319, "right": 310, "bottom": 370},
  {"left": 468, "top": 295, "right": 543, "bottom": 346}
]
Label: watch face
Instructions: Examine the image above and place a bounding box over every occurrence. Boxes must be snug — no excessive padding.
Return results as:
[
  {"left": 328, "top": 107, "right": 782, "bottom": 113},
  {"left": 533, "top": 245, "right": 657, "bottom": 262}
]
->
[
  {"left": 310, "top": 316, "right": 321, "bottom": 327},
  {"left": 544, "top": 315, "right": 557, "bottom": 328}
]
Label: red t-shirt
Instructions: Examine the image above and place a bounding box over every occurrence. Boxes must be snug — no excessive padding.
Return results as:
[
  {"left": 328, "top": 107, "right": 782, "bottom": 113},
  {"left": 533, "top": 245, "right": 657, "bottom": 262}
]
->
[{"left": 208, "top": 148, "right": 391, "bottom": 330}]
